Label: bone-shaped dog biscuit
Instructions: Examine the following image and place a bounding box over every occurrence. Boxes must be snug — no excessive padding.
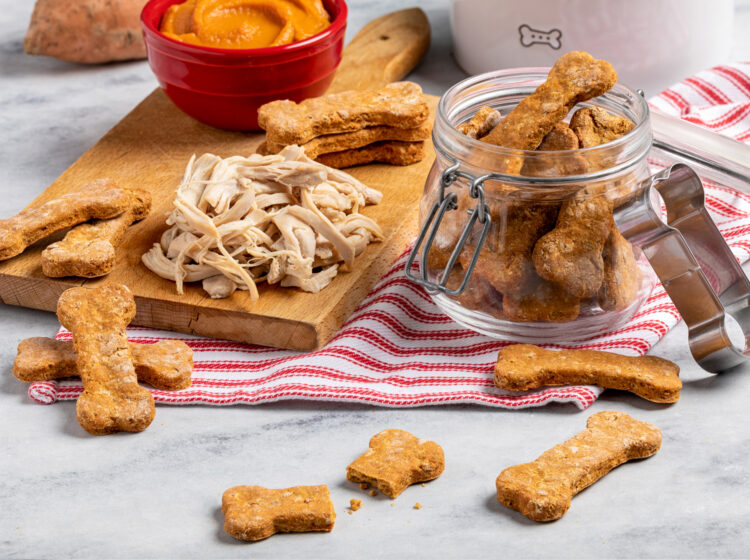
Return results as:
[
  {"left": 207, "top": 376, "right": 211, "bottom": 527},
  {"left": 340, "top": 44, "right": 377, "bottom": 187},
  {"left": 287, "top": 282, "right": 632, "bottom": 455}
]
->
[
  {"left": 13, "top": 337, "right": 193, "bottom": 391},
  {"left": 258, "top": 82, "right": 430, "bottom": 146},
  {"left": 41, "top": 188, "right": 152, "bottom": 278},
  {"left": 0, "top": 178, "right": 132, "bottom": 261},
  {"left": 494, "top": 344, "right": 681, "bottom": 403},
  {"left": 598, "top": 226, "right": 641, "bottom": 311},
  {"left": 518, "top": 24, "right": 562, "bottom": 50},
  {"left": 460, "top": 202, "right": 559, "bottom": 295},
  {"left": 346, "top": 429, "right": 444, "bottom": 498},
  {"left": 315, "top": 140, "right": 425, "bottom": 169},
  {"left": 457, "top": 106, "right": 502, "bottom": 139},
  {"left": 57, "top": 284, "right": 155, "bottom": 435},
  {"left": 570, "top": 106, "right": 635, "bottom": 148},
  {"left": 521, "top": 122, "right": 588, "bottom": 177},
  {"left": 222, "top": 485, "right": 336, "bottom": 541},
  {"left": 263, "top": 122, "right": 432, "bottom": 159},
  {"left": 481, "top": 51, "right": 617, "bottom": 174},
  {"left": 502, "top": 273, "right": 580, "bottom": 322},
  {"left": 533, "top": 191, "right": 613, "bottom": 298},
  {"left": 496, "top": 410, "right": 662, "bottom": 521}
]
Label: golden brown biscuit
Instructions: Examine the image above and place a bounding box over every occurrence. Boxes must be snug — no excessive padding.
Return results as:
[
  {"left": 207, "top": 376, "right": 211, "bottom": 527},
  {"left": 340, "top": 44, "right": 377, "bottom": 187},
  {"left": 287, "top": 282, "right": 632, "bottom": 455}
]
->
[
  {"left": 0, "top": 178, "right": 132, "bottom": 261},
  {"left": 537, "top": 121, "right": 580, "bottom": 151},
  {"left": 502, "top": 274, "right": 580, "bottom": 322},
  {"left": 13, "top": 337, "right": 193, "bottom": 391},
  {"left": 347, "top": 429, "right": 444, "bottom": 498},
  {"left": 481, "top": 51, "right": 617, "bottom": 174},
  {"left": 532, "top": 191, "right": 613, "bottom": 298},
  {"left": 521, "top": 121, "right": 589, "bottom": 178},
  {"left": 570, "top": 106, "right": 635, "bottom": 148},
  {"left": 222, "top": 485, "right": 336, "bottom": 541},
  {"left": 41, "top": 188, "right": 152, "bottom": 278},
  {"left": 461, "top": 203, "right": 559, "bottom": 295},
  {"left": 494, "top": 344, "right": 681, "bottom": 403},
  {"left": 598, "top": 226, "right": 640, "bottom": 311},
  {"left": 264, "top": 122, "right": 432, "bottom": 159},
  {"left": 56, "top": 284, "right": 155, "bottom": 435},
  {"left": 258, "top": 82, "right": 430, "bottom": 145},
  {"left": 496, "top": 410, "right": 662, "bottom": 521},
  {"left": 315, "top": 140, "right": 425, "bottom": 168},
  {"left": 457, "top": 105, "right": 502, "bottom": 139}
]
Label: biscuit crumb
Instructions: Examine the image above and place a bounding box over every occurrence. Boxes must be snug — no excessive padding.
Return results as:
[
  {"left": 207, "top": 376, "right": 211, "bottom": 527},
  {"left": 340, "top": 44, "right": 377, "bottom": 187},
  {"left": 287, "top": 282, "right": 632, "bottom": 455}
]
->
[
  {"left": 369, "top": 489, "right": 378, "bottom": 497},
  {"left": 350, "top": 499, "right": 362, "bottom": 512},
  {"left": 390, "top": 502, "right": 395, "bottom": 507},
  {"left": 421, "top": 483, "right": 426, "bottom": 487},
  {"left": 359, "top": 483, "right": 370, "bottom": 490},
  {"left": 414, "top": 502, "right": 422, "bottom": 510}
]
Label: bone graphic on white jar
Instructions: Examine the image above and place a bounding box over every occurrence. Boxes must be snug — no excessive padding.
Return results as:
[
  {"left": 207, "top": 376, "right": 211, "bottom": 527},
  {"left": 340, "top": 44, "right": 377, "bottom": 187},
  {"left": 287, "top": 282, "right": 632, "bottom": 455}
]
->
[{"left": 518, "top": 24, "right": 562, "bottom": 49}]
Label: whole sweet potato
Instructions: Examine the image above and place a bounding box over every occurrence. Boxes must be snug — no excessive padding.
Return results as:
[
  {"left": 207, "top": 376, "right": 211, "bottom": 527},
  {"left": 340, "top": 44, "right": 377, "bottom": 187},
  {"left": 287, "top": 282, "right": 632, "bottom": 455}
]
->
[{"left": 24, "top": 0, "right": 147, "bottom": 64}]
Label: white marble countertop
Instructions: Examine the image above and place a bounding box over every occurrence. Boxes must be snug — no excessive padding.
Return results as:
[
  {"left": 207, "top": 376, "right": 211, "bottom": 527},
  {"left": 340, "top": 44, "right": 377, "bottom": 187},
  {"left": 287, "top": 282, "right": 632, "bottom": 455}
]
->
[{"left": 2, "top": 1, "right": 750, "bottom": 558}]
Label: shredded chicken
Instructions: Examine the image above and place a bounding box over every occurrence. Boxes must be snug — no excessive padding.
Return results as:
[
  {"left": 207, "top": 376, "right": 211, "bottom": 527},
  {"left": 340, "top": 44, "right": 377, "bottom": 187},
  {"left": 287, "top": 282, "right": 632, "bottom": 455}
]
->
[{"left": 142, "top": 145, "right": 383, "bottom": 301}]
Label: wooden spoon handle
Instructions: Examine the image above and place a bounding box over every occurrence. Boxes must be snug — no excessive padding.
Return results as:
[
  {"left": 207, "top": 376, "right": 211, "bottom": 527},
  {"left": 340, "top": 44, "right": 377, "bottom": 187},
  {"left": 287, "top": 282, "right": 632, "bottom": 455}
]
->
[{"left": 327, "top": 8, "right": 431, "bottom": 93}]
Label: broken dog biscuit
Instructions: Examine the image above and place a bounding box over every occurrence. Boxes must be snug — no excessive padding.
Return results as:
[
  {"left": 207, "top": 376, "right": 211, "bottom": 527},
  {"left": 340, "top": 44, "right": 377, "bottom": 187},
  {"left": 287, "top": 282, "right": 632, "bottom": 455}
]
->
[
  {"left": 57, "top": 284, "right": 155, "bottom": 435},
  {"left": 502, "top": 274, "right": 580, "bottom": 322},
  {"left": 41, "top": 188, "right": 152, "bottom": 278},
  {"left": 258, "top": 82, "right": 429, "bottom": 145},
  {"left": 481, "top": 51, "right": 617, "bottom": 174},
  {"left": 457, "top": 105, "right": 502, "bottom": 139},
  {"left": 13, "top": 337, "right": 193, "bottom": 391},
  {"left": 315, "top": 140, "right": 425, "bottom": 169},
  {"left": 570, "top": 106, "right": 634, "bottom": 148},
  {"left": 598, "top": 226, "right": 640, "bottom": 311},
  {"left": 347, "top": 429, "right": 444, "bottom": 498},
  {"left": 532, "top": 191, "right": 613, "bottom": 298},
  {"left": 496, "top": 410, "right": 662, "bottom": 521},
  {"left": 264, "top": 122, "right": 432, "bottom": 159},
  {"left": 222, "top": 485, "right": 336, "bottom": 541},
  {"left": 494, "top": 344, "right": 681, "bottom": 403},
  {"left": 0, "top": 178, "right": 132, "bottom": 261}
]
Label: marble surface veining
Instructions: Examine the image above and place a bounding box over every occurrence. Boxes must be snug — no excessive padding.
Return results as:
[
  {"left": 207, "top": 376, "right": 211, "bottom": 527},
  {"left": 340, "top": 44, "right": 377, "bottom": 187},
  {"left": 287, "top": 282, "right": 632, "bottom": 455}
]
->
[{"left": 1, "top": 1, "right": 750, "bottom": 558}]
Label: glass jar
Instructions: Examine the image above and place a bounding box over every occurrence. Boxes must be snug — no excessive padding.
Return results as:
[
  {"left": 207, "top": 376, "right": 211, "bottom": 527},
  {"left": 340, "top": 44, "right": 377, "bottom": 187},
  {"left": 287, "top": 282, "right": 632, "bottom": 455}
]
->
[{"left": 412, "top": 68, "right": 657, "bottom": 343}]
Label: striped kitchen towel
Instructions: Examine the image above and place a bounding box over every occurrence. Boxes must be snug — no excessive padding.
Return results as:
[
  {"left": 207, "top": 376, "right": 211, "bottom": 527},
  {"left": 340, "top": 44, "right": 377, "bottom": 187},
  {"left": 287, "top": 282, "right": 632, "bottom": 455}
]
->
[{"left": 27, "top": 63, "right": 750, "bottom": 409}]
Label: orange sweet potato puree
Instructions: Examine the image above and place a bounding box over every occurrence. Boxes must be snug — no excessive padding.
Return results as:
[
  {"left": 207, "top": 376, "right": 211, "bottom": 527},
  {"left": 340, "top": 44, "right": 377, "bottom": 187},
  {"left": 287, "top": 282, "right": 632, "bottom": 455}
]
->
[{"left": 160, "top": 0, "right": 330, "bottom": 49}]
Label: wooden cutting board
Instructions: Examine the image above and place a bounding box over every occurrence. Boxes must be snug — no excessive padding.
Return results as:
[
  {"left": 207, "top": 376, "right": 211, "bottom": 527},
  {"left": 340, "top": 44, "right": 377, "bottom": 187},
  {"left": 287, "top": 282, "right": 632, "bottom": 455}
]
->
[{"left": 0, "top": 9, "right": 438, "bottom": 351}]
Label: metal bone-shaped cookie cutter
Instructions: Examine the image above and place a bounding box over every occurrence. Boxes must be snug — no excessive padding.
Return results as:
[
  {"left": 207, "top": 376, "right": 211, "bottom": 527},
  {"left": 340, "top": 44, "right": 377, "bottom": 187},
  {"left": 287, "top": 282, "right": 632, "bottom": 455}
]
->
[{"left": 406, "top": 162, "right": 750, "bottom": 373}]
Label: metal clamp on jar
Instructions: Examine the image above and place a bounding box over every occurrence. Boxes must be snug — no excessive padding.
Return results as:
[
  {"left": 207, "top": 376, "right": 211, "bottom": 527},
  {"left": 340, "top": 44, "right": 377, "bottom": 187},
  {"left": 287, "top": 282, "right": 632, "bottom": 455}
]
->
[{"left": 406, "top": 69, "right": 750, "bottom": 373}]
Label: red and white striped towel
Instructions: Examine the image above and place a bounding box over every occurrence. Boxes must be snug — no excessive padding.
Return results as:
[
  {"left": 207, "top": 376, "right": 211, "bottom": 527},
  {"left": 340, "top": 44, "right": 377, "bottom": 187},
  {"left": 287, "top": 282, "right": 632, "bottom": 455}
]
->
[{"left": 28, "top": 63, "right": 750, "bottom": 409}]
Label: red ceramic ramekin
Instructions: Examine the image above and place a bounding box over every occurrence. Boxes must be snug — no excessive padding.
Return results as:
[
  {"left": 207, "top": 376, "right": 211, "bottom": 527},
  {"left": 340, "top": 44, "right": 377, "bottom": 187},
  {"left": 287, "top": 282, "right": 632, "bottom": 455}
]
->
[{"left": 141, "top": 0, "right": 347, "bottom": 130}]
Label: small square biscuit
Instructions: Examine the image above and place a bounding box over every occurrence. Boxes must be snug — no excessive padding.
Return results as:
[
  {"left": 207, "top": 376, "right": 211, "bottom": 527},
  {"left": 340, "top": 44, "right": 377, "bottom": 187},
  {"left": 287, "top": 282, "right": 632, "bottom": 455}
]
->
[
  {"left": 222, "top": 485, "right": 336, "bottom": 541},
  {"left": 314, "top": 140, "right": 425, "bottom": 169},
  {"left": 346, "top": 429, "right": 444, "bottom": 498},
  {"left": 258, "top": 82, "right": 430, "bottom": 145}
]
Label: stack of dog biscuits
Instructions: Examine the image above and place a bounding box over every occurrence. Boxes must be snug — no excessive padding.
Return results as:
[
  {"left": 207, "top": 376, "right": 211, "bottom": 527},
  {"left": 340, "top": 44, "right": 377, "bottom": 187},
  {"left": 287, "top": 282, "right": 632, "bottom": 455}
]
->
[
  {"left": 0, "top": 178, "right": 151, "bottom": 278},
  {"left": 12, "top": 283, "right": 194, "bottom": 435},
  {"left": 257, "top": 81, "right": 431, "bottom": 168}
]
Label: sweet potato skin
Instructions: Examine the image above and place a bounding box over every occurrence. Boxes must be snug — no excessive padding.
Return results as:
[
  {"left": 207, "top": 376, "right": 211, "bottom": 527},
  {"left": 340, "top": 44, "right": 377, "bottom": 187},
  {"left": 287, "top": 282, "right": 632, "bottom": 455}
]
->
[{"left": 24, "top": 0, "right": 147, "bottom": 64}]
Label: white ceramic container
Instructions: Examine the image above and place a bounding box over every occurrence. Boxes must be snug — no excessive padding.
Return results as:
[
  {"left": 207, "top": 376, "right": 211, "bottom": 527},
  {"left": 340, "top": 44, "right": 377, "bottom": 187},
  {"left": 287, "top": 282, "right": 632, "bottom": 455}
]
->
[{"left": 451, "top": 0, "right": 734, "bottom": 96}]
